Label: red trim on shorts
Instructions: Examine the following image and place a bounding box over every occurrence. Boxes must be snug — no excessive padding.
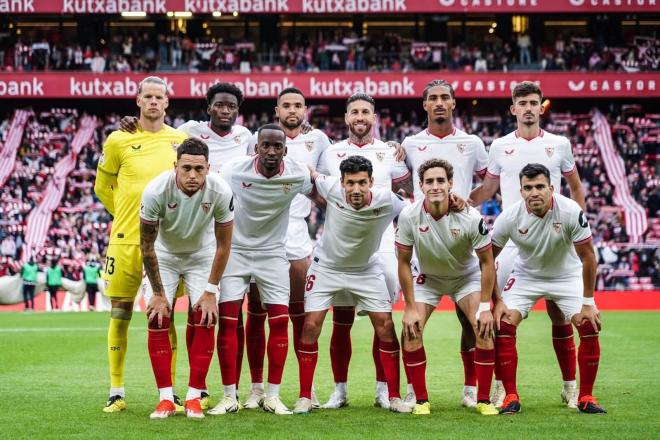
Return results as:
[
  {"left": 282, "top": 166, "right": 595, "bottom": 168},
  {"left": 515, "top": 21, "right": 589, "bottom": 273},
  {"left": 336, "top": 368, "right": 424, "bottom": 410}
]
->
[
  {"left": 395, "top": 242, "right": 413, "bottom": 251},
  {"left": 573, "top": 236, "right": 592, "bottom": 246}
]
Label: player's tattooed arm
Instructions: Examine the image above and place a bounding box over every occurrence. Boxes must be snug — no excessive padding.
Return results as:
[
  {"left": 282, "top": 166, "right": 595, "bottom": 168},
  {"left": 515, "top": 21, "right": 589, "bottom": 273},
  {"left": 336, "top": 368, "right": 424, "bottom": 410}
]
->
[
  {"left": 119, "top": 116, "right": 139, "bottom": 133},
  {"left": 140, "top": 222, "right": 164, "bottom": 296},
  {"left": 387, "top": 140, "right": 406, "bottom": 162}
]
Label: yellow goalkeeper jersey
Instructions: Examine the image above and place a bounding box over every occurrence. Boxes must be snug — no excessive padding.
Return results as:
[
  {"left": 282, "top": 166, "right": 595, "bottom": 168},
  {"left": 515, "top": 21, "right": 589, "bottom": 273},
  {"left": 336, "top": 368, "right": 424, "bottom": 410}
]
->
[{"left": 94, "top": 125, "right": 188, "bottom": 245}]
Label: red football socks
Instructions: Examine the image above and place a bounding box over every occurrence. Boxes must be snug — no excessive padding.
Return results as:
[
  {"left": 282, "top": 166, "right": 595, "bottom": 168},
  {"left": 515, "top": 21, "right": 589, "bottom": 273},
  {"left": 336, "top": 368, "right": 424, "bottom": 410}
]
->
[
  {"left": 217, "top": 302, "right": 241, "bottom": 386},
  {"left": 266, "top": 304, "right": 289, "bottom": 385},
  {"left": 576, "top": 322, "right": 601, "bottom": 399},
  {"left": 188, "top": 310, "right": 215, "bottom": 390},
  {"left": 402, "top": 347, "right": 428, "bottom": 401},
  {"left": 297, "top": 341, "right": 319, "bottom": 399},
  {"left": 246, "top": 300, "right": 267, "bottom": 384},
  {"left": 329, "top": 308, "right": 354, "bottom": 383},
  {"left": 552, "top": 323, "right": 577, "bottom": 382},
  {"left": 379, "top": 339, "right": 401, "bottom": 399},
  {"left": 148, "top": 315, "right": 172, "bottom": 389},
  {"left": 461, "top": 349, "right": 477, "bottom": 387},
  {"left": 475, "top": 347, "right": 495, "bottom": 401},
  {"left": 495, "top": 321, "right": 518, "bottom": 396}
]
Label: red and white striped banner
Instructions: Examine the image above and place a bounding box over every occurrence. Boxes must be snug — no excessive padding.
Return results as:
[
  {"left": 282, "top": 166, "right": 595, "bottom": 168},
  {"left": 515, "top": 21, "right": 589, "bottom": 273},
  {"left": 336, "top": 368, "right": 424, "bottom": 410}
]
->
[
  {"left": 591, "top": 110, "right": 648, "bottom": 242},
  {"left": 0, "top": 110, "right": 30, "bottom": 187},
  {"left": 22, "top": 117, "right": 97, "bottom": 260}
]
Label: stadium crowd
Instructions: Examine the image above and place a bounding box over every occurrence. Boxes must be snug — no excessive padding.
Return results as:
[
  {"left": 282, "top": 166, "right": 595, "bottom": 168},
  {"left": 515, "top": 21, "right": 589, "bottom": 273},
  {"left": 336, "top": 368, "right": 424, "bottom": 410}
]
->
[
  {"left": 1, "top": 30, "right": 658, "bottom": 73},
  {"left": 0, "top": 106, "right": 657, "bottom": 291}
]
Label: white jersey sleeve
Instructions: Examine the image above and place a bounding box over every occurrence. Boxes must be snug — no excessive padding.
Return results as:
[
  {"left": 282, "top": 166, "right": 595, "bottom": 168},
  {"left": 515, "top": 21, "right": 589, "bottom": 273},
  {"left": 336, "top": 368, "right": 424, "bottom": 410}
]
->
[
  {"left": 394, "top": 205, "right": 415, "bottom": 249},
  {"left": 491, "top": 208, "right": 512, "bottom": 249},
  {"left": 468, "top": 209, "right": 492, "bottom": 252},
  {"left": 570, "top": 209, "right": 592, "bottom": 245},
  {"left": 391, "top": 156, "right": 411, "bottom": 183},
  {"left": 314, "top": 173, "right": 337, "bottom": 200},
  {"left": 247, "top": 132, "right": 258, "bottom": 155},
  {"left": 213, "top": 186, "right": 235, "bottom": 225},
  {"left": 176, "top": 120, "right": 197, "bottom": 136},
  {"left": 560, "top": 136, "right": 577, "bottom": 176},
  {"left": 486, "top": 140, "right": 502, "bottom": 178},
  {"left": 140, "top": 178, "right": 165, "bottom": 224},
  {"left": 317, "top": 149, "right": 331, "bottom": 175},
  {"left": 474, "top": 136, "right": 488, "bottom": 175}
]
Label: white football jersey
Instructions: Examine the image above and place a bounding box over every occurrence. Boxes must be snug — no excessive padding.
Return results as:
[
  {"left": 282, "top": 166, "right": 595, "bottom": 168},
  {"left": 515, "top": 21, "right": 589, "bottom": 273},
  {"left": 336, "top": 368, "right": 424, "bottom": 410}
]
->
[
  {"left": 402, "top": 127, "right": 488, "bottom": 200},
  {"left": 395, "top": 201, "right": 491, "bottom": 277},
  {"left": 220, "top": 156, "right": 313, "bottom": 253},
  {"left": 313, "top": 175, "right": 406, "bottom": 272},
  {"left": 486, "top": 129, "right": 577, "bottom": 210},
  {"left": 140, "top": 171, "right": 234, "bottom": 254},
  {"left": 248, "top": 129, "right": 331, "bottom": 219},
  {"left": 318, "top": 138, "right": 411, "bottom": 189},
  {"left": 178, "top": 121, "right": 252, "bottom": 173},
  {"left": 491, "top": 193, "right": 592, "bottom": 279}
]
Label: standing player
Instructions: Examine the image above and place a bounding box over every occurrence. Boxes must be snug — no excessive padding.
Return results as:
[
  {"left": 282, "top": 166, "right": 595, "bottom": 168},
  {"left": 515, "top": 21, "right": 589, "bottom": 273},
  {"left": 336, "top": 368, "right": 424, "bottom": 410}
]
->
[
  {"left": 396, "top": 159, "right": 497, "bottom": 416},
  {"left": 470, "top": 81, "right": 586, "bottom": 408},
  {"left": 209, "top": 124, "right": 314, "bottom": 416},
  {"left": 491, "top": 163, "right": 605, "bottom": 415},
  {"left": 317, "top": 93, "right": 412, "bottom": 409},
  {"left": 94, "top": 76, "right": 187, "bottom": 413},
  {"left": 294, "top": 156, "right": 410, "bottom": 414},
  {"left": 243, "top": 87, "right": 331, "bottom": 409},
  {"left": 400, "top": 80, "right": 488, "bottom": 408},
  {"left": 121, "top": 82, "right": 251, "bottom": 408},
  {"left": 139, "top": 138, "right": 234, "bottom": 419}
]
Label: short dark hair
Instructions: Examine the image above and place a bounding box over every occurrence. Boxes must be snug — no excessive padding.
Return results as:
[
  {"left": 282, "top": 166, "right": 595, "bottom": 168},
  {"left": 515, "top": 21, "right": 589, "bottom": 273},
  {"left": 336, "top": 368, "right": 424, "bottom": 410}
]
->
[
  {"left": 512, "top": 81, "right": 543, "bottom": 102},
  {"left": 177, "top": 137, "right": 209, "bottom": 161},
  {"left": 206, "top": 82, "right": 244, "bottom": 106},
  {"left": 346, "top": 93, "right": 375, "bottom": 109},
  {"left": 257, "top": 123, "right": 285, "bottom": 140},
  {"left": 422, "top": 80, "right": 455, "bottom": 100},
  {"left": 417, "top": 158, "right": 454, "bottom": 183},
  {"left": 340, "top": 155, "right": 373, "bottom": 178},
  {"left": 519, "top": 163, "right": 550, "bottom": 184},
  {"left": 278, "top": 87, "right": 305, "bottom": 101}
]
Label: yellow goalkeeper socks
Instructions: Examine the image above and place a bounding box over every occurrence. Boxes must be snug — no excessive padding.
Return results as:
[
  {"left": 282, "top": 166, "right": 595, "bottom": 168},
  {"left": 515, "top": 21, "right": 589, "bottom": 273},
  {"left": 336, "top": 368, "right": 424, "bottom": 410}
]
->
[{"left": 108, "top": 308, "right": 132, "bottom": 391}]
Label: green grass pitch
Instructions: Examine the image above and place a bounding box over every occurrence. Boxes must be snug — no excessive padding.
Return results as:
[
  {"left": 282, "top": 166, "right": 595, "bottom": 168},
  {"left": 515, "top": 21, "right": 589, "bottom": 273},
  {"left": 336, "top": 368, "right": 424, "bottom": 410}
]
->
[{"left": 1, "top": 311, "right": 658, "bottom": 439}]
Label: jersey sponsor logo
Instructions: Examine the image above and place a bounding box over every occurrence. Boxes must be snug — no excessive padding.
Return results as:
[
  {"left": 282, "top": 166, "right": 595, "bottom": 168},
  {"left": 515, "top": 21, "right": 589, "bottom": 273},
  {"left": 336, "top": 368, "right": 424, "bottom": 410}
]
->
[
  {"left": 419, "top": 226, "right": 429, "bottom": 233},
  {"left": 376, "top": 152, "right": 385, "bottom": 162},
  {"left": 130, "top": 144, "right": 142, "bottom": 151},
  {"left": 478, "top": 218, "right": 489, "bottom": 236},
  {"left": 417, "top": 145, "right": 428, "bottom": 152},
  {"left": 282, "top": 183, "right": 292, "bottom": 193},
  {"left": 337, "top": 152, "right": 347, "bottom": 159},
  {"left": 518, "top": 228, "right": 529, "bottom": 236},
  {"left": 234, "top": 136, "right": 242, "bottom": 145},
  {"left": 305, "top": 140, "right": 314, "bottom": 152},
  {"left": 200, "top": 134, "right": 210, "bottom": 139},
  {"left": 373, "top": 207, "right": 384, "bottom": 216},
  {"left": 241, "top": 182, "right": 253, "bottom": 188},
  {"left": 450, "top": 228, "right": 460, "bottom": 238},
  {"left": 167, "top": 203, "right": 178, "bottom": 210},
  {"left": 504, "top": 149, "right": 515, "bottom": 156},
  {"left": 456, "top": 143, "right": 466, "bottom": 154},
  {"left": 201, "top": 202, "right": 211, "bottom": 213},
  {"left": 335, "top": 202, "right": 345, "bottom": 209},
  {"left": 553, "top": 222, "right": 562, "bottom": 233},
  {"left": 545, "top": 146, "right": 555, "bottom": 157},
  {"left": 578, "top": 211, "right": 588, "bottom": 228}
]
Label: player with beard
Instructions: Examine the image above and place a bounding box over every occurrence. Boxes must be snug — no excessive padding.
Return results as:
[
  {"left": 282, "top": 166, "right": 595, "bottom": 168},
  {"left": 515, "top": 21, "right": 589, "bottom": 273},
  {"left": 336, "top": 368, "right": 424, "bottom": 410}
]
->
[
  {"left": 243, "top": 88, "right": 331, "bottom": 409},
  {"left": 120, "top": 82, "right": 251, "bottom": 410},
  {"left": 316, "top": 93, "right": 413, "bottom": 410},
  {"left": 399, "top": 80, "right": 489, "bottom": 410},
  {"left": 470, "top": 82, "right": 586, "bottom": 409}
]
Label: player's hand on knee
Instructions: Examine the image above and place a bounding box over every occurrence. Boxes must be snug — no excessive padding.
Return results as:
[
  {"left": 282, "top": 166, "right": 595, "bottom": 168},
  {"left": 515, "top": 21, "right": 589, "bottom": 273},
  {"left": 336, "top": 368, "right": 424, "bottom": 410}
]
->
[
  {"left": 193, "top": 292, "right": 218, "bottom": 328},
  {"left": 402, "top": 306, "right": 422, "bottom": 340},
  {"left": 492, "top": 300, "right": 511, "bottom": 331},
  {"left": 477, "top": 310, "right": 495, "bottom": 339},
  {"left": 448, "top": 193, "right": 467, "bottom": 212},
  {"left": 576, "top": 305, "right": 601, "bottom": 333},
  {"left": 119, "top": 116, "right": 138, "bottom": 133},
  {"left": 147, "top": 294, "right": 171, "bottom": 328}
]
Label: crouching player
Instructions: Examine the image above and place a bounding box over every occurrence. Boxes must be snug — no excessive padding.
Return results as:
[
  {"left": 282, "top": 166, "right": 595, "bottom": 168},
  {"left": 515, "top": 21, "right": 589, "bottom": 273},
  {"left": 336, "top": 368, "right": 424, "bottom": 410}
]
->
[
  {"left": 491, "top": 163, "right": 606, "bottom": 415},
  {"left": 295, "top": 156, "right": 411, "bottom": 414},
  {"left": 395, "top": 159, "right": 497, "bottom": 416},
  {"left": 139, "top": 138, "right": 234, "bottom": 419}
]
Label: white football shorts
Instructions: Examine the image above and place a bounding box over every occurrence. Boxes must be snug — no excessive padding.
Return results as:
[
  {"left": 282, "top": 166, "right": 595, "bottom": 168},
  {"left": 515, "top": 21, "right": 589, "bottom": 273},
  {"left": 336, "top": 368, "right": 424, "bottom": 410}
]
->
[
  {"left": 220, "top": 250, "right": 290, "bottom": 306},
  {"left": 413, "top": 272, "right": 481, "bottom": 307},
  {"left": 286, "top": 216, "right": 314, "bottom": 261},
  {"left": 501, "top": 274, "right": 583, "bottom": 321}
]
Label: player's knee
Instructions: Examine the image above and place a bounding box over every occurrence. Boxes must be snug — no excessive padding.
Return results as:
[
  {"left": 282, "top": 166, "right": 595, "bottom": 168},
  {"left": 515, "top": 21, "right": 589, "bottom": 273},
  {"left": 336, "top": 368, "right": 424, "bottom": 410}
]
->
[
  {"left": 110, "top": 307, "right": 133, "bottom": 321},
  {"left": 302, "top": 318, "right": 323, "bottom": 340},
  {"left": 374, "top": 318, "right": 396, "bottom": 342},
  {"left": 148, "top": 316, "right": 171, "bottom": 330}
]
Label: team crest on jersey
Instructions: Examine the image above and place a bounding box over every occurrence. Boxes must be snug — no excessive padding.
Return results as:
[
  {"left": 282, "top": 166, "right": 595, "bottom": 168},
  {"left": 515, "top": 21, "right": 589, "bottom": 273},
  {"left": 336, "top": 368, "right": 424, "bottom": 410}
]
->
[
  {"left": 282, "top": 183, "right": 292, "bottom": 193},
  {"left": 373, "top": 207, "right": 384, "bottom": 216},
  {"left": 99, "top": 153, "right": 106, "bottom": 165},
  {"left": 504, "top": 149, "right": 515, "bottom": 156},
  {"left": 456, "top": 143, "right": 466, "bottom": 154},
  {"left": 200, "top": 134, "right": 210, "bottom": 140},
  {"left": 450, "top": 228, "right": 460, "bottom": 238},
  {"left": 417, "top": 146, "right": 428, "bottom": 152},
  {"left": 201, "top": 202, "right": 212, "bottom": 214},
  {"left": 104, "top": 279, "right": 110, "bottom": 289},
  {"left": 518, "top": 228, "right": 529, "bottom": 236},
  {"left": 553, "top": 222, "right": 562, "bottom": 233},
  {"left": 305, "top": 141, "right": 314, "bottom": 152},
  {"left": 376, "top": 152, "right": 385, "bottom": 162},
  {"left": 167, "top": 203, "right": 178, "bottom": 210},
  {"left": 337, "top": 153, "right": 347, "bottom": 159},
  {"left": 234, "top": 136, "right": 242, "bottom": 145},
  {"left": 545, "top": 146, "right": 555, "bottom": 157},
  {"left": 419, "top": 226, "right": 429, "bottom": 233}
]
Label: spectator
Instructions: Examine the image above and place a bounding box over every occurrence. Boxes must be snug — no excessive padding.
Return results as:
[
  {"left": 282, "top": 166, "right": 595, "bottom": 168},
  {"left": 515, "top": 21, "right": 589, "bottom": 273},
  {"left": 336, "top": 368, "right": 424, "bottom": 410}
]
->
[
  {"left": 90, "top": 52, "right": 106, "bottom": 73},
  {"left": 517, "top": 32, "right": 532, "bottom": 65},
  {"left": 1, "top": 235, "right": 16, "bottom": 258}
]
